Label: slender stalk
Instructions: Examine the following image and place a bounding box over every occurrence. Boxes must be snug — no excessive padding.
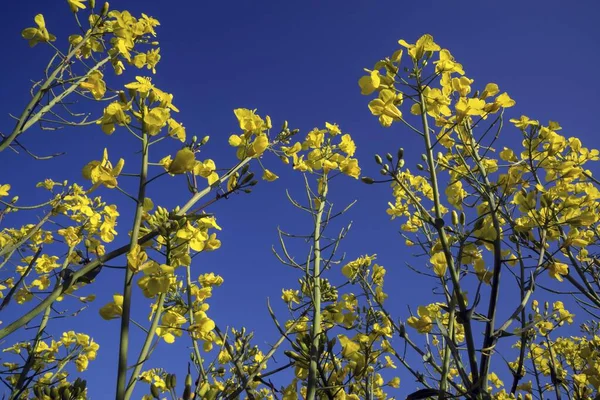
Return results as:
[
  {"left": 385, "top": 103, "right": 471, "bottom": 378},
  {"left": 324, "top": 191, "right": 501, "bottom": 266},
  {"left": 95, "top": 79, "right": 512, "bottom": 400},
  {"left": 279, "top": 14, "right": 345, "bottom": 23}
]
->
[
  {"left": 116, "top": 129, "right": 149, "bottom": 400},
  {"left": 123, "top": 293, "right": 166, "bottom": 399},
  {"left": 10, "top": 306, "right": 51, "bottom": 399},
  {"left": 186, "top": 263, "right": 207, "bottom": 394},
  {"left": 439, "top": 290, "right": 456, "bottom": 399},
  {"left": 416, "top": 80, "right": 479, "bottom": 388},
  {"left": 124, "top": 241, "right": 171, "bottom": 400},
  {"left": 0, "top": 211, "right": 52, "bottom": 258},
  {"left": 306, "top": 174, "right": 327, "bottom": 400},
  {"left": 0, "top": 23, "right": 110, "bottom": 152}
]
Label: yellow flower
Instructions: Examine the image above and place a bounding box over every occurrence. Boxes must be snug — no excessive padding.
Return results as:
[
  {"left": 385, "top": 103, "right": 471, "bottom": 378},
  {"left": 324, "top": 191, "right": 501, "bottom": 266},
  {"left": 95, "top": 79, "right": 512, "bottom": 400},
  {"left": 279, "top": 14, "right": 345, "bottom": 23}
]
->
[
  {"left": 138, "top": 263, "right": 174, "bottom": 297},
  {"left": 99, "top": 294, "right": 124, "bottom": 320},
  {"left": 82, "top": 148, "right": 125, "bottom": 190},
  {"left": 79, "top": 71, "right": 106, "bottom": 100},
  {"left": 339, "top": 158, "right": 360, "bottom": 179},
  {"left": 144, "top": 107, "right": 170, "bottom": 136},
  {"left": 399, "top": 34, "right": 441, "bottom": 61},
  {"left": 249, "top": 134, "right": 269, "bottom": 157},
  {"left": 198, "top": 273, "right": 224, "bottom": 287},
  {"left": 338, "top": 134, "right": 356, "bottom": 156},
  {"left": 189, "top": 316, "right": 215, "bottom": 339},
  {"left": 167, "top": 118, "right": 186, "bottom": 142},
  {"left": 22, "top": 14, "right": 56, "bottom": 47},
  {"left": 430, "top": 251, "right": 448, "bottom": 277},
  {"left": 368, "top": 89, "right": 402, "bottom": 127},
  {"left": 234, "top": 108, "right": 265, "bottom": 132},
  {"left": 67, "top": 0, "right": 86, "bottom": 12},
  {"left": 168, "top": 148, "right": 196, "bottom": 175},
  {"left": 325, "top": 122, "right": 341, "bottom": 135},
  {"left": 75, "top": 354, "right": 89, "bottom": 372},
  {"left": 262, "top": 169, "right": 279, "bottom": 182},
  {"left": 282, "top": 289, "right": 301, "bottom": 304},
  {"left": 338, "top": 335, "right": 361, "bottom": 359},
  {"left": 0, "top": 184, "right": 11, "bottom": 197},
  {"left": 358, "top": 70, "right": 381, "bottom": 95},
  {"left": 548, "top": 262, "right": 569, "bottom": 282},
  {"left": 97, "top": 101, "right": 131, "bottom": 134},
  {"left": 435, "top": 49, "right": 464, "bottom": 75},
  {"left": 193, "top": 159, "right": 218, "bottom": 184},
  {"left": 127, "top": 244, "right": 149, "bottom": 272},
  {"left": 388, "top": 377, "right": 400, "bottom": 388}
]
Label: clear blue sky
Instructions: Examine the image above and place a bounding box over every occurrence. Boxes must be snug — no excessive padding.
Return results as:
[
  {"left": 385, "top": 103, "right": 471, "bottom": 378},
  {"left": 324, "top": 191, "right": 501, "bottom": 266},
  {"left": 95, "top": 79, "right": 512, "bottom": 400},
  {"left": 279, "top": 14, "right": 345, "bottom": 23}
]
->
[{"left": 1, "top": 0, "right": 599, "bottom": 398}]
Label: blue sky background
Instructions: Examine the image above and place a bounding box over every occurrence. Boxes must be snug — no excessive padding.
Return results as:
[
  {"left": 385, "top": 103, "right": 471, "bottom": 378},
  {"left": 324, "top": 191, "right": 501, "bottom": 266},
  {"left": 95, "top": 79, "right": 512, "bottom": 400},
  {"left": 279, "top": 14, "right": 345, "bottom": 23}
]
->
[{"left": 1, "top": 0, "right": 599, "bottom": 398}]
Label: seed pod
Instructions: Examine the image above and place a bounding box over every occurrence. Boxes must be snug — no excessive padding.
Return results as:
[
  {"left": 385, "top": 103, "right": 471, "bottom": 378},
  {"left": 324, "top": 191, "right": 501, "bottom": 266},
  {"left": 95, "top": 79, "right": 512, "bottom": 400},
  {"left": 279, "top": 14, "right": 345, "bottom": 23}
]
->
[
  {"left": 284, "top": 350, "right": 305, "bottom": 362},
  {"left": 361, "top": 177, "right": 374, "bottom": 184},
  {"left": 241, "top": 172, "right": 255, "bottom": 185},
  {"left": 34, "top": 386, "right": 44, "bottom": 398},
  {"left": 183, "top": 373, "right": 193, "bottom": 400},
  {"left": 61, "top": 388, "right": 72, "bottom": 400},
  {"left": 374, "top": 154, "right": 383, "bottom": 165},
  {"left": 168, "top": 373, "right": 177, "bottom": 390},
  {"left": 50, "top": 387, "right": 60, "bottom": 400},
  {"left": 150, "top": 383, "right": 160, "bottom": 399}
]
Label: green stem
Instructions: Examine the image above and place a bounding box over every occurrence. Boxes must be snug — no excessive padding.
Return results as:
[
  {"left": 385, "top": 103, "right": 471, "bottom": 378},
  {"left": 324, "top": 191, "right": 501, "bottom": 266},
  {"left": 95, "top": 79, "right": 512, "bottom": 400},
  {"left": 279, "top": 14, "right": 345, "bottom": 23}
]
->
[
  {"left": 10, "top": 306, "right": 51, "bottom": 399},
  {"left": 0, "top": 26, "right": 110, "bottom": 152},
  {"left": 116, "top": 130, "right": 149, "bottom": 400},
  {"left": 306, "top": 174, "right": 327, "bottom": 400},
  {"left": 186, "top": 263, "right": 207, "bottom": 394},
  {"left": 439, "top": 290, "right": 456, "bottom": 399},
  {"left": 124, "top": 293, "right": 166, "bottom": 399},
  {"left": 0, "top": 211, "right": 52, "bottom": 258},
  {"left": 417, "top": 87, "right": 479, "bottom": 386}
]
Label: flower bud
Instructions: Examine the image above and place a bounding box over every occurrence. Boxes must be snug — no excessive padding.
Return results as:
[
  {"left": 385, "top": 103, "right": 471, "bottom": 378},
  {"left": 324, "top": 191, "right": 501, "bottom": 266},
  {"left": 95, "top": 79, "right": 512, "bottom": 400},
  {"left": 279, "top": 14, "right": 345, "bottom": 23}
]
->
[
  {"left": 451, "top": 210, "right": 458, "bottom": 225},
  {"left": 397, "top": 148, "right": 404, "bottom": 159},
  {"left": 100, "top": 2, "right": 109, "bottom": 16},
  {"left": 374, "top": 154, "right": 383, "bottom": 165},
  {"left": 361, "top": 177, "right": 375, "bottom": 184},
  {"left": 265, "top": 115, "right": 272, "bottom": 129},
  {"left": 201, "top": 135, "right": 210, "bottom": 145},
  {"left": 386, "top": 153, "right": 393, "bottom": 162},
  {"left": 417, "top": 164, "right": 424, "bottom": 170},
  {"left": 282, "top": 120, "right": 288, "bottom": 131},
  {"left": 89, "top": 0, "right": 96, "bottom": 8}
]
